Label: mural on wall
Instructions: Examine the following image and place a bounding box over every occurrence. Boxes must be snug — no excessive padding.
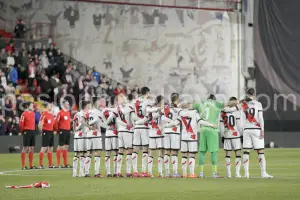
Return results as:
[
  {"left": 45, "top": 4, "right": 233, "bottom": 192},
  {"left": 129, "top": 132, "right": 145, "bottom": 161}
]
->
[{"left": 1, "top": 0, "right": 237, "bottom": 99}]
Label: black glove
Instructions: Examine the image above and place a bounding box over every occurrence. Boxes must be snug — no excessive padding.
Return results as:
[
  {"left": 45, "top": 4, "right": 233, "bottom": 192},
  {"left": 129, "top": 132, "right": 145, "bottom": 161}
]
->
[
  {"left": 221, "top": 137, "right": 224, "bottom": 144},
  {"left": 240, "top": 137, "right": 243, "bottom": 144}
]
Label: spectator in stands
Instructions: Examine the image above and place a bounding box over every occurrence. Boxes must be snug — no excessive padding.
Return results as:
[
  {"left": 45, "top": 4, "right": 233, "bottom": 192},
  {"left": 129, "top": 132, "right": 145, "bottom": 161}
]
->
[
  {"left": 113, "top": 83, "right": 126, "bottom": 95},
  {"left": 70, "top": 64, "right": 80, "bottom": 81},
  {"left": 92, "top": 66, "right": 101, "bottom": 83},
  {"left": 39, "top": 44, "right": 47, "bottom": 56},
  {"left": 6, "top": 51, "right": 15, "bottom": 68},
  {"left": 0, "top": 85, "right": 5, "bottom": 99},
  {"left": 5, "top": 41, "right": 15, "bottom": 55},
  {"left": 8, "top": 64, "right": 18, "bottom": 87},
  {"left": 13, "top": 50, "right": 21, "bottom": 68},
  {"left": 39, "top": 50, "right": 49, "bottom": 70},
  {"left": 90, "top": 75, "right": 99, "bottom": 88},
  {"left": 28, "top": 59, "right": 36, "bottom": 89},
  {"left": 55, "top": 49, "right": 64, "bottom": 70},
  {"left": 50, "top": 73, "right": 61, "bottom": 97},
  {"left": 5, "top": 116, "right": 13, "bottom": 135},
  {"left": 14, "top": 19, "right": 26, "bottom": 39},
  {"left": 31, "top": 42, "right": 40, "bottom": 56},
  {"left": 47, "top": 51, "right": 56, "bottom": 75},
  {"left": 0, "top": 115, "right": 5, "bottom": 136},
  {"left": 19, "top": 50, "right": 28, "bottom": 83},
  {"left": 16, "top": 95, "right": 24, "bottom": 117},
  {"left": 11, "top": 117, "right": 20, "bottom": 135},
  {"left": 40, "top": 75, "right": 53, "bottom": 100},
  {"left": 0, "top": 69, "right": 7, "bottom": 89},
  {"left": 20, "top": 42, "right": 26, "bottom": 52},
  {"left": 47, "top": 43, "right": 57, "bottom": 57},
  {"left": 86, "top": 69, "right": 92, "bottom": 82},
  {"left": 4, "top": 98, "right": 14, "bottom": 118},
  {"left": 0, "top": 49, "right": 7, "bottom": 69},
  {"left": 5, "top": 82, "right": 16, "bottom": 95}
]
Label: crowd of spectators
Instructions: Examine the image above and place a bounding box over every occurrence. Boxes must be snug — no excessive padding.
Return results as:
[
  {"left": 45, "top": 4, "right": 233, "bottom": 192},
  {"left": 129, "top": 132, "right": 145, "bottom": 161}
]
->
[{"left": 0, "top": 38, "right": 141, "bottom": 136}]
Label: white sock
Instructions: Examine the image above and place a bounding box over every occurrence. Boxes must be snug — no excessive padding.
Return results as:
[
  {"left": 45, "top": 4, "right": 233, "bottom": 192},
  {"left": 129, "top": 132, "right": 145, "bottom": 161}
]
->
[
  {"left": 181, "top": 157, "right": 187, "bottom": 175},
  {"left": 258, "top": 153, "right": 266, "bottom": 175},
  {"left": 94, "top": 156, "right": 100, "bottom": 175},
  {"left": 243, "top": 153, "right": 250, "bottom": 175},
  {"left": 85, "top": 156, "right": 91, "bottom": 175},
  {"left": 79, "top": 156, "right": 85, "bottom": 176},
  {"left": 225, "top": 156, "right": 231, "bottom": 177},
  {"left": 126, "top": 154, "right": 132, "bottom": 174},
  {"left": 142, "top": 152, "right": 148, "bottom": 173},
  {"left": 132, "top": 152, "right": 138, "bottom": 173},
  {"left": 189, "top": 157, "right": 195, "bottom": 175},
  {"left": 72, "top": 156, "right": 78, "bottom": 175},
  {"left": 148, "top": 156, "right": 153, "bottom": 175},
  {"left": 235, "top": 156, "right": 241, "bottom": 176},
  {"left": 105, "top": 156, "right": 111, "bottom": 175},
  {"left": 172, "top": 155, "right": 178, "bottom": 174},
  {"left": 158, "top": 156, "right": 163, "bottom": 175},
  {"left": 164, "top": 154, "right": 170, "bottom": 175},
  {"left": 117, "top": 153, "right": 123, "bottom": 174},
  {"left": 113, "top": 155, "right": 117, "bottom": 175}
]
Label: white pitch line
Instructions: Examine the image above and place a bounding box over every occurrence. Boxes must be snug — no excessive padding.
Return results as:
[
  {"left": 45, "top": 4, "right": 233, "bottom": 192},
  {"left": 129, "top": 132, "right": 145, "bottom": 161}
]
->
[
  {"left": 0, "top": 168, "right": 70, "bottom": 176},
  {"left": 0, "top": 173, "right": 55, "bottom": 177}
]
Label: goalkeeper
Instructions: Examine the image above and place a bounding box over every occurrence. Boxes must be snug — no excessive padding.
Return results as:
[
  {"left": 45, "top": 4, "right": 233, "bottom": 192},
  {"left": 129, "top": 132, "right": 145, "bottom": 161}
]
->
[{"left": 192, "top": 94, "right": 224, "bottom": 178}]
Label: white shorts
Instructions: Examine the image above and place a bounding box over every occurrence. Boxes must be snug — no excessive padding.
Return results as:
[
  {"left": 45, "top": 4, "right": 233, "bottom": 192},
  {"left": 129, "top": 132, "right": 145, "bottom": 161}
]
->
[
  {"left": 224, "top": 138, "right": 242, "bottom": 151},
  {"left": 118, "top": 131, "right": 133, "bottom": 149},
  {"left": 164, "top": 134, "right": 180, "bottom": 150},
  {"left": 105, "top": 137, "right": 118, "bottom": 151},
  {"left": 86, "top": 137, "right": 102, "bottom": 151},
  {"left": 149, "top": 137, "right": 164, "bottom": 149},
  {"left": 133, "top": 129, "right": 149, "bottom": 146},
  {"left": 243, "top": 129, "right": 264, "bottom": 150},
  {"left": 74, "top": 138, "right": 86, "bottom": 152},
  {"left": 181, "top": 141, "right": 198, "bottom": 153}
]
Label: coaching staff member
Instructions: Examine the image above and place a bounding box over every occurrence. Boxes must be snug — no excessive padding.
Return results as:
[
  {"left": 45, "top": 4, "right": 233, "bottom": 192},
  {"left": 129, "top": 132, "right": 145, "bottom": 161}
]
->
[
  {"left": 20, "top": 102, "right": 36, "bottom": 170},
  {"left": 55, "top": 100, "right": 71, "bottom": 168},
  {"left": 38, "top": 102, "right": 55, "bottom": 169}
]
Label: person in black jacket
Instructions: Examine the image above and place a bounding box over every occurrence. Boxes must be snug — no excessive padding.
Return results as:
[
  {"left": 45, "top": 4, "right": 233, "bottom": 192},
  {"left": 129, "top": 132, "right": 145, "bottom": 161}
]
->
[{"left": 14, "top": 19, "right": 26, "bottom": 39}]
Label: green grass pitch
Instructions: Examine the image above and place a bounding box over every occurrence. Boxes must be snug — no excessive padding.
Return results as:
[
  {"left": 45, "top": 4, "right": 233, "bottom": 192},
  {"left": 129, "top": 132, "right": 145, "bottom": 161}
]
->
[{"left": 0, "top": 148, "right": 299, "bottom": 200}]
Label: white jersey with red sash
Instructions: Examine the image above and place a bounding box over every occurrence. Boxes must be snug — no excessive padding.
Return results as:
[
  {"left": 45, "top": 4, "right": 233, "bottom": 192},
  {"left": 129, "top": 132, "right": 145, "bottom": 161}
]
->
[
  {"left": 241, "top": 100, "right": 264, "bottom": 131},
  {"left": 73, "top": 110, "right": 88, "bottom": 138},
  {"left": 177, "top": 109, "right": 201, "bottom": 141},
  {"left": 101, "top": 108, "right": 118, "bottom": 137},
  {"left": 133, "top": 98, "right": 150, "bottom": 129},
  {"left": 115, "top": 104, "right": 134, "bottom": 133},
  {"left": 219, "top": 108, "right": 243, "bottom": 139},
  {"left": 147, "top": 107, "right": 163, "bottom": 138}
]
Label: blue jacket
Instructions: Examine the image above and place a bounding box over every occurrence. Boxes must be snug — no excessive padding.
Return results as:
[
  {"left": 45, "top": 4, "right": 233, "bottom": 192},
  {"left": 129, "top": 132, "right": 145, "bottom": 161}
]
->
[
  {"left": 9, "top": 67, "right": 18, "bottom": 84},
  {"left": 92, "top": 71, "right": 101, "bottom": 83}
]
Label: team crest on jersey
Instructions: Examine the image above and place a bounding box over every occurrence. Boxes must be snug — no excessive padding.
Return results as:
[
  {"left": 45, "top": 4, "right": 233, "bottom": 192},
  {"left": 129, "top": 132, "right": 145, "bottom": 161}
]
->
[{"left": 64, "top": 116, "right": 68, "bottom": 120}]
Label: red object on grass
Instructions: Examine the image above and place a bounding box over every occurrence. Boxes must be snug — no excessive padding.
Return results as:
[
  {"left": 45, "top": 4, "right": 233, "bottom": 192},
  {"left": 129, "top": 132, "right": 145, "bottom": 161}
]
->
[{"left": 5, "top": 181, "right": 50, "bottom": 189}]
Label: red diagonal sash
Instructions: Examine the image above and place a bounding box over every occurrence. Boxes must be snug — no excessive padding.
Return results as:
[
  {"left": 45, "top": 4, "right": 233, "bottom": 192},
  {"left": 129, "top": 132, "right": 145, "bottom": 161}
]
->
[
  {"left": 221, "top": 112, "right": 238, "bottom": 136},
  {"left": 164, "top": 106, "right": 170, "bottom": 117},
  {"left": 117, "top": 106, "right": 127, "bottom": 124},
  {"left": 181, "top": 117, "right": 195, "bottom": 139},
  {"left": 241, "top": 102, "right": 260, "bottom": 127},
  {"left": 135, "top": 100, "right": 143, "bottom": 118},
  {"left": 151, "top": 119, "right": 161, "bottom": 135}
]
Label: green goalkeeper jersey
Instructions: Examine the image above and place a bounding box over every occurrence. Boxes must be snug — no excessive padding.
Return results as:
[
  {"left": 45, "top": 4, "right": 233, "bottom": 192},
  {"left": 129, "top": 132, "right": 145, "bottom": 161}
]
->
[{"left": 192, "top": 100, "right": 224, "bottom": 127}]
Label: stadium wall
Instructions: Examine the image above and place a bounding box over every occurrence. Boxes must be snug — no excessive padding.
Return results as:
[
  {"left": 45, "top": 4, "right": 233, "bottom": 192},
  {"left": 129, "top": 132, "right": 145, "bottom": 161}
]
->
[
  {"left": 1, "top": 0, "right": 245, "bottom": 100},
  {"left": 0, "top": 131, "right": 298, "bottom": 154}
]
